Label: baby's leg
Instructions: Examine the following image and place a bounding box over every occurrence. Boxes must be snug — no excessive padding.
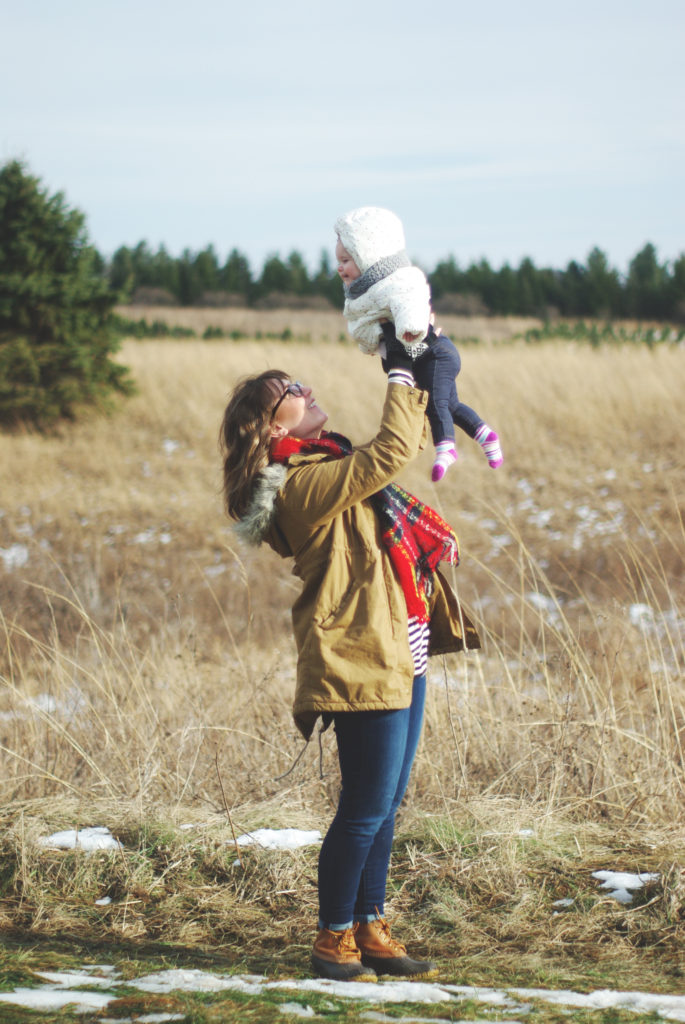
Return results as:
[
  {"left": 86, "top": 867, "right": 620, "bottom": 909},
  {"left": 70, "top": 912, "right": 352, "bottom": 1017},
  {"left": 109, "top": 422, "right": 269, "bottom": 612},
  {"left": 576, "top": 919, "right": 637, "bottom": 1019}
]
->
[
  {"left": 450, "top": 392, "right": 503, "bottom": 468},
  {"left": 415, "top": 336, "right": 503, "bottom": 472},
  {"left": 413, "top": 342, "right": 460, "bottom": 481}
]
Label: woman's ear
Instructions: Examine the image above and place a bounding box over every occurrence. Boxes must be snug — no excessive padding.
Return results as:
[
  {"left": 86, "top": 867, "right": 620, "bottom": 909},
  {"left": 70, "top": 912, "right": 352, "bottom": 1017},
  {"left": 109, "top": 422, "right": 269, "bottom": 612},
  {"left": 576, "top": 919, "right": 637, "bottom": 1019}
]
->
[{"left": 270, "top": 422, "right": 288, "bottom": 439}]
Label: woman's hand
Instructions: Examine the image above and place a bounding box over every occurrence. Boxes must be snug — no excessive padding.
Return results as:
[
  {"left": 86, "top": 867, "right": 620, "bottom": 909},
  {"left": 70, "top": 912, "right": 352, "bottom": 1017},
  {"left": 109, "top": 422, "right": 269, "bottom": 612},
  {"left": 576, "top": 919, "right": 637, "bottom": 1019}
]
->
[{"left": 383, "top": 334, "right": 414, "bottom": 374}]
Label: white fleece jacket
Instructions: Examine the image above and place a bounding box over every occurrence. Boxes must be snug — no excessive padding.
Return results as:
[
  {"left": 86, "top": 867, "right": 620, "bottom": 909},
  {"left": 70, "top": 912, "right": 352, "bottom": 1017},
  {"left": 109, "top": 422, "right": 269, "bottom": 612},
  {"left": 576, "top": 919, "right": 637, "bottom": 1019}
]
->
[{"left": 334, "top": 206, "right": 432, "bottom": 357}]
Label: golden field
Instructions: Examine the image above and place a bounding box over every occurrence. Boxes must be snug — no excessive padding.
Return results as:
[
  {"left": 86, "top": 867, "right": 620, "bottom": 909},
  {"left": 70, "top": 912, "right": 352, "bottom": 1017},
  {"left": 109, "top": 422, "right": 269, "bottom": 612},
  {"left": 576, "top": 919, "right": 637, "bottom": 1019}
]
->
[
  {"left": 0, "top": 315, "right": 683, "bottom": 995},
  {"left": 0, "top": 317, "right": 683, "bottom": 823}
]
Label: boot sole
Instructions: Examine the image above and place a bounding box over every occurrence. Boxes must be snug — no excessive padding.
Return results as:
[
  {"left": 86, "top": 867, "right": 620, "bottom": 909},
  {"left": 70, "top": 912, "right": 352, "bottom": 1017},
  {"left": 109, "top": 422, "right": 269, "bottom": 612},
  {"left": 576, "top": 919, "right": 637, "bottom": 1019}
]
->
[
  {"left": 360, "top": 954, "right": 439, "bottom": 979},
  {"left": 311, "top": 955, "right": 377, "bottom": 982}
]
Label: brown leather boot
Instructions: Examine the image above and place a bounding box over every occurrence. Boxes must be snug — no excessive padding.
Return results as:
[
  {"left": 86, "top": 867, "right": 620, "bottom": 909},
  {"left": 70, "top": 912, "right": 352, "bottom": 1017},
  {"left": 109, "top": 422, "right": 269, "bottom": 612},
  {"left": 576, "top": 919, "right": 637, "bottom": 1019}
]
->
[
  {"left": 354, "top": 918, "right": 438, "bottom": 978},
  {"left": 311, "top": 927, "right": 378, "bottom": 981}
]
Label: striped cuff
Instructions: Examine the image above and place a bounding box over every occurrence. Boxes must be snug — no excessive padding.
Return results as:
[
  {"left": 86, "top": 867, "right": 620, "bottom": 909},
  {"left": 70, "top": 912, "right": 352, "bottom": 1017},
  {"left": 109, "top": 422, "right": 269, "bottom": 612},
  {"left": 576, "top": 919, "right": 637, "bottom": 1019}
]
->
[{"left": 387, "top": 368, "right": 415, "bottom": 387}]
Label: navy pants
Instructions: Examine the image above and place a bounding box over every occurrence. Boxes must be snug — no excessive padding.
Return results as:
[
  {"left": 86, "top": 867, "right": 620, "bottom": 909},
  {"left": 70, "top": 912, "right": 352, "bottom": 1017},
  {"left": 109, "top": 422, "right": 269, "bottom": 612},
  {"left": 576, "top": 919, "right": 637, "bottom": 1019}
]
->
[
  {"left": 318, "top": 675, "right": 427, "bottom": 929},
  {"left": 413, "top": 334, "right": 484, "bottom": 446}
]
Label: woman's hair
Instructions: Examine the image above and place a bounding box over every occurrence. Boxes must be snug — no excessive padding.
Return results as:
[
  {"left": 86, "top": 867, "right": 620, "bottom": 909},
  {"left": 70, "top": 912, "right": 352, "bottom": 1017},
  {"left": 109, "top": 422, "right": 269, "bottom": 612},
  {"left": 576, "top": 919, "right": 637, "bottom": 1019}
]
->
[{"left": 219, "top": 369, "right": 290, "bottom": 520}]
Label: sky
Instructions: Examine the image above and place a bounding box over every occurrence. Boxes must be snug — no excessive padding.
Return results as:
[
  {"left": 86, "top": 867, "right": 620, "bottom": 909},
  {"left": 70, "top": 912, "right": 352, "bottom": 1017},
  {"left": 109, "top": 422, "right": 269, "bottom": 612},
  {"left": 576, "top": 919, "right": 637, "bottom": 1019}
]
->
[{"left": 2, "top": 0, "right": 684, "bottom": 275}]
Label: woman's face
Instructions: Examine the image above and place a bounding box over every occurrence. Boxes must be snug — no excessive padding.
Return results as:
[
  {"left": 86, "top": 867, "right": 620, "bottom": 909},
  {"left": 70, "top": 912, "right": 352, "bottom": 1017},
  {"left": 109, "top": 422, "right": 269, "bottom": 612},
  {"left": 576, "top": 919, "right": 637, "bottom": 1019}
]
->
[{"left": 269, "top": 379, "right": 328, "bottom": 440}]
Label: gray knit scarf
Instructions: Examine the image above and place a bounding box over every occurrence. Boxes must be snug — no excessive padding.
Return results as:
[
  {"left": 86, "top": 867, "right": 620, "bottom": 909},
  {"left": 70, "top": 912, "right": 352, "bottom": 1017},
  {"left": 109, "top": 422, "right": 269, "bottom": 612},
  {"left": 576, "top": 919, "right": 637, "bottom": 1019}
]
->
[{"left": 345, "top": 250, "right": 411, "bottom": 298}]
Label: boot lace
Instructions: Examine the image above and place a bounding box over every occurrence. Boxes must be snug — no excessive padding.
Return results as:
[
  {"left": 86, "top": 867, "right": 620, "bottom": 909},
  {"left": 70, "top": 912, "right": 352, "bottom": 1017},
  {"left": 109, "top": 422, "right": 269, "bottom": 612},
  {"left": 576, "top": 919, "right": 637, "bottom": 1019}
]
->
[
  {"left": 375, "top": 917, "right": 406, "bottom": 954},
  {"left": 334, "top": 928, "right": 358, "bottom": 955}
]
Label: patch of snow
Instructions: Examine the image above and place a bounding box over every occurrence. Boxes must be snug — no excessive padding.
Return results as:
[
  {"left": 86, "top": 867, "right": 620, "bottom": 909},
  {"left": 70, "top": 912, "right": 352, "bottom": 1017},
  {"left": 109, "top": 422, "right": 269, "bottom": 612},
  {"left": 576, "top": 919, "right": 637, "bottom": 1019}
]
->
[
  {"left": 36, "top": 970, "right": 117, "bottom": 988},
  {"left": 235, "top": 828, "right": 322, "bottom": 850},
  {"left": 279, "top": 1002, "right": 316, "bottom": 1017},
  {"left": 134, "top": 969, "right": 250, "bottom": 994},
  {"left": 503, "top": 986, "right": 685, "bottom": 1021},
  {"left": 629, "top": 603, "right": 653, "bottom": 625},
  {"left": 102, "top": 1016, "right": 184, "bottom": 1023},
  {"left": 204, "top": 564, "right": 227, "bottom": 577},
  {"left": 526, "top": 592, "right": 561, "bottom": 626},
  {"left": 37, "top": 827, "right": 123, "bottom": 853},
  {"left": 95, "top": 896, "right": 112, "bottom": 906},
  {"left": 162, "top": 438, "right": 181, "bottom": 455},
  {"left": 132, "top": 528, "right": 156, "bottom": 544},
  {"left": 552, "top": 898, "right": 574, "bottom": 908},
  {"left": 6, "top": 966, "right": 685, "bottom": 1022},
  {"left": 32, "top": 693, "right": 59, "bottom": 714},
  {"left": 527, "top": 508, "right": 554, "bottom": 528},
  {"left": 0, "top": 988, "right": 114, "bottom": 1013},
  {"left": 361, "top": 1015, "right": 474, "bottom": 1024},
  {"left": 592, "top": 870, "right": 660, "bottom": 904},
  {"left": 0, "top": 543, "right": 29, "bottom": 570}
]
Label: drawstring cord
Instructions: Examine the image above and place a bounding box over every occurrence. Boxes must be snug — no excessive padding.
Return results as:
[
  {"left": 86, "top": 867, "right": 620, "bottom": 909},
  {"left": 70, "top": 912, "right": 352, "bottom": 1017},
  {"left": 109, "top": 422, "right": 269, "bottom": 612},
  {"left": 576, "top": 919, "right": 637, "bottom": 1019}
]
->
[{"left": 272, "top": 722, "right": 328, "bottom": 782}]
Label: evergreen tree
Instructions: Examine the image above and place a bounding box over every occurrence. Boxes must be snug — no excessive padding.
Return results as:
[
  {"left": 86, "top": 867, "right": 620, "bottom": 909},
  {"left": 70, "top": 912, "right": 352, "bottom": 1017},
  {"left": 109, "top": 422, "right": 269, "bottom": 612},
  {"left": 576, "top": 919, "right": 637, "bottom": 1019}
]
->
[
  {"left": 258, "top": 253, "right": 291, "bottom": 297},
  {"left": 626, "top": 243, "right": 669, "bottom": 318},
  {"left": 0, "top": 160, "right": 134, "bottom": 428},
  {"left": 109, "top": 245, "right": 135, "bottom": 298},
  {"left": 193, "top": 245, "right": 221, "bottom": 297},
  {"left": 668, "top": 254, "right": 685, "bottom": 323},
  {"left": 584, "top": 247, "right": 622, "bottom": 317},
  {"left": 515, "top": 257, "right": 544, "bottom": 315},
  {"left": 220, "top": 248, "right": 252, "bottom": 300},
  {"left": 312, "top": 249, "right": 342, "bottom": 306},
  {"left": 285, "top": 250, "right": 310, "bottom": 295},
  {"left": 428, "top": 256, "right": 462, "bottom": 300}
]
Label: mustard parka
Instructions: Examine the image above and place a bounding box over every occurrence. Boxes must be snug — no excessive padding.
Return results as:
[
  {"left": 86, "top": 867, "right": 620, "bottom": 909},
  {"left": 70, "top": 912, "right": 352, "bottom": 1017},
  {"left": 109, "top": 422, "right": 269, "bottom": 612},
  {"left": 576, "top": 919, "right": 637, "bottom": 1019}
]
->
[{"left": 236, "top": 381, "right": 480, "bottom": 739}]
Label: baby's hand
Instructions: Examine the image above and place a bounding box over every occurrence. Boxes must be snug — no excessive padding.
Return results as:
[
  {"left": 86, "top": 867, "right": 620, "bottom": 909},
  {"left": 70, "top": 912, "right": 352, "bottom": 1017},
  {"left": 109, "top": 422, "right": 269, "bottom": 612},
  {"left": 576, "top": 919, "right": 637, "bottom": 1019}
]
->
[{"left": 402, "top": 330, "right": 424, "bottom": 344}]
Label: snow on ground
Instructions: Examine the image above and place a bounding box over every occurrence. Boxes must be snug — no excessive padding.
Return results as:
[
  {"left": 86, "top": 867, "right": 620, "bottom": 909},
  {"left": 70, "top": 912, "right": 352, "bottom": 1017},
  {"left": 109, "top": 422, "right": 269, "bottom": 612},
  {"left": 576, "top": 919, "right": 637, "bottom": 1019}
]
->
[
  {"left": 235, "top": 828, "right": 322, "bottom": 850},
  {"left": 592, "top": 870, "right": 660, "bottom": 905},
  {"left": 0, "top": 542, "right": 29, "bottom": 569},
  {"left": 1, "top": 968, "right": 685, "bottom": 1021},
  {"left": 37, "top": 826, "right": 123, "bottom": 852},
  {"left": 23, "top": 828, "right": 670, "bottom": 1017}
]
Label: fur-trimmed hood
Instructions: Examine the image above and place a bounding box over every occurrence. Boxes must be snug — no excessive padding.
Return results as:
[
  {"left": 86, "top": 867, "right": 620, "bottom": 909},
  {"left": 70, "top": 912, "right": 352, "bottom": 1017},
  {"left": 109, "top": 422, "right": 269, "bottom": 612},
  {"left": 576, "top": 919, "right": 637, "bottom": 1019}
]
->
[{"left": 234, "top": 463, "right": 287, "bottom": 546}]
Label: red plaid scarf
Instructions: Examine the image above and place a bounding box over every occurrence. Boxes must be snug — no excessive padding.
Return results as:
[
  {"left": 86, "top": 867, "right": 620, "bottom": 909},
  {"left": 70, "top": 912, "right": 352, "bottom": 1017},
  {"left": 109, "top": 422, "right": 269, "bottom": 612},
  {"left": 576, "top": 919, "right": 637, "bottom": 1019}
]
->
[{"left": 270, "top": 432, "right": 459, "bottom": 622}]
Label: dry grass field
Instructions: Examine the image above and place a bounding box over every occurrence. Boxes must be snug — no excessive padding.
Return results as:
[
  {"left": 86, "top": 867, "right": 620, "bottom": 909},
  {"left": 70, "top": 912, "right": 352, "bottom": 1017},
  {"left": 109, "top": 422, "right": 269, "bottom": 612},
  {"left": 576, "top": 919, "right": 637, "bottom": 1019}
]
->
[{"left": 0, "top": 315, "right": 683, "bottom": 1005}]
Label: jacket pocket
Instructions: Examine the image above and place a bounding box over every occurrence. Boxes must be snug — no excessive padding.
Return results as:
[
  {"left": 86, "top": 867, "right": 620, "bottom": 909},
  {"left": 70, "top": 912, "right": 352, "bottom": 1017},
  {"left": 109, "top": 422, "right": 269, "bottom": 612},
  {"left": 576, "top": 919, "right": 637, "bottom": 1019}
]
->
[
  {"left": 313, "top": 547, "right": 377, "bottom": 632},
  {"left": 317, "top": 577, "right": 359, "bottom": 630}
]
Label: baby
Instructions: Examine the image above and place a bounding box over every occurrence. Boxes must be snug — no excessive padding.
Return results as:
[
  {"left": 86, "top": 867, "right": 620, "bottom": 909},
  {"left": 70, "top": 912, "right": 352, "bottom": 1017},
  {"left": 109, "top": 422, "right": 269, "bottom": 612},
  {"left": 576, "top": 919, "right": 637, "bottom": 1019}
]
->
[{"left": 334, "top": 206, "right": 502, "bottom": 480}]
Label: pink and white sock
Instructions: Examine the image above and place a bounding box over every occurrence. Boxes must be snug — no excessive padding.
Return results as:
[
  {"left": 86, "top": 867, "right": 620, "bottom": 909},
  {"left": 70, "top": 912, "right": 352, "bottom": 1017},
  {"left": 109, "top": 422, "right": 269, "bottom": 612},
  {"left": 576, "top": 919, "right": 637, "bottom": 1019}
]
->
[
  {"left": 432, "top": 441, "right": 458, "bottom": 482},
  {"left": 474, "top": 425, "right": 503, "bottom": 468}
]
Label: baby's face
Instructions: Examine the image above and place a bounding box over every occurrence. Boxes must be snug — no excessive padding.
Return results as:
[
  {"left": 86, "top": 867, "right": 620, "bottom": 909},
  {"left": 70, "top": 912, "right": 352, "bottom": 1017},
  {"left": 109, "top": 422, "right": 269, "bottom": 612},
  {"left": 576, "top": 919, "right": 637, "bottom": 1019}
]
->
[{"left": 335, "top": 238, "right": 361, "bottom": 285}]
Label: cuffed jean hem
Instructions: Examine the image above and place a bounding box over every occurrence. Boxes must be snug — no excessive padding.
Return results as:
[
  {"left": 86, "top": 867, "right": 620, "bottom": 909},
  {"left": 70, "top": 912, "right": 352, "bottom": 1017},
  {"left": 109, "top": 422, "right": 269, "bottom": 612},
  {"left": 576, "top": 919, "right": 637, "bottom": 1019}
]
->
[
  {"left": 318, "top": 919, "right": 354, "bottom": 931},
  {"left": 354, "top": 912, "right": 379, "bottom": 923}
]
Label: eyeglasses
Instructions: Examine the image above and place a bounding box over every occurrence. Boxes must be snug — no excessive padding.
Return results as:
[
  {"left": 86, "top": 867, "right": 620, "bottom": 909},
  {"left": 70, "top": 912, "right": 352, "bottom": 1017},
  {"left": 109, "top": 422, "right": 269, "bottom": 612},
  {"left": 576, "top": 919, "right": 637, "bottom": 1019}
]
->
[{"left": 270, "top": 381, "right": 305, "bottom": 420}]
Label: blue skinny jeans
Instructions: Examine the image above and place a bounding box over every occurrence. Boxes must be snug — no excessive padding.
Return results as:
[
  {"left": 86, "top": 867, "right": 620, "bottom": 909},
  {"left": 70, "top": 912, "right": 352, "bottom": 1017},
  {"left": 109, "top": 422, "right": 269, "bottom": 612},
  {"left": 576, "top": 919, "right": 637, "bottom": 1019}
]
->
[{"left": 318, "top": 674, "right": 426, "bottom": 930}]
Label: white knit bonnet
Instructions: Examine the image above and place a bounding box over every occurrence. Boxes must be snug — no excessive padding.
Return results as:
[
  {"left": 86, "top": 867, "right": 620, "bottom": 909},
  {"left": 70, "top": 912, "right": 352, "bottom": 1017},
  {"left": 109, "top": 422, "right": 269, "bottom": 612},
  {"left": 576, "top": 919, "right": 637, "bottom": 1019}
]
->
[{"left": 334, "top": 206, "right": 407, "bottom": 274}]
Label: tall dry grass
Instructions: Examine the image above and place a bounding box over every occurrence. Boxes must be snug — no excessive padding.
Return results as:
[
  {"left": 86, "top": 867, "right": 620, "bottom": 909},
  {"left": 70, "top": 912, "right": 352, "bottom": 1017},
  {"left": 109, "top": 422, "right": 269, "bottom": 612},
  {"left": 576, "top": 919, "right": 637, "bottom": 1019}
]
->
[{"left": 0, "top": 330, "right": 684, "bottom": 827}]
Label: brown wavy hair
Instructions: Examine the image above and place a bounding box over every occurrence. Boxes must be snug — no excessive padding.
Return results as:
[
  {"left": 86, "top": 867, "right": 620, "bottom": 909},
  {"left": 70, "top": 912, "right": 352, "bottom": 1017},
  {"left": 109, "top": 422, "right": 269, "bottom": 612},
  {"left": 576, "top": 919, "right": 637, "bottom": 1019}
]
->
[{"left": 219, "top": 369, "right": 290, "bottom": 520}]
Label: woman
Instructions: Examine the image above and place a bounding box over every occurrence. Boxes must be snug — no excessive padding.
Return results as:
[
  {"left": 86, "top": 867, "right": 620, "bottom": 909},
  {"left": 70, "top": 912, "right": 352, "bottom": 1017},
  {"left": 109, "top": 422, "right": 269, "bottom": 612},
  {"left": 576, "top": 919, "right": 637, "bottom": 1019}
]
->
[{"left": 219, "top": 344, "right": 479, "bottom": 981}]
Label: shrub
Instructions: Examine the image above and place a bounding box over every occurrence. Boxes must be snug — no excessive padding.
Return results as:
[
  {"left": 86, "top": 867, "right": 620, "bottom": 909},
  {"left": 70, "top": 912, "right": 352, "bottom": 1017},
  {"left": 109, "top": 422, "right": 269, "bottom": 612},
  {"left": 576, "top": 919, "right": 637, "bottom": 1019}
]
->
[{"left": 0, "top": 160, "right": 134, "bottom": 427}]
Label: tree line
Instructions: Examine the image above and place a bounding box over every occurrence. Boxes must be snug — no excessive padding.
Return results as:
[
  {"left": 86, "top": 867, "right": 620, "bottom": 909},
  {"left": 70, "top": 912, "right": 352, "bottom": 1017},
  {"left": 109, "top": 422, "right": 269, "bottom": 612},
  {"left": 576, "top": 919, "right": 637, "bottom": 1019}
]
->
[
  {"left": 2, "top": 157, "right": 684, "bottom": 429},
  {"left": 103, "top": 240, "right": 685, "bottom": 321}
]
